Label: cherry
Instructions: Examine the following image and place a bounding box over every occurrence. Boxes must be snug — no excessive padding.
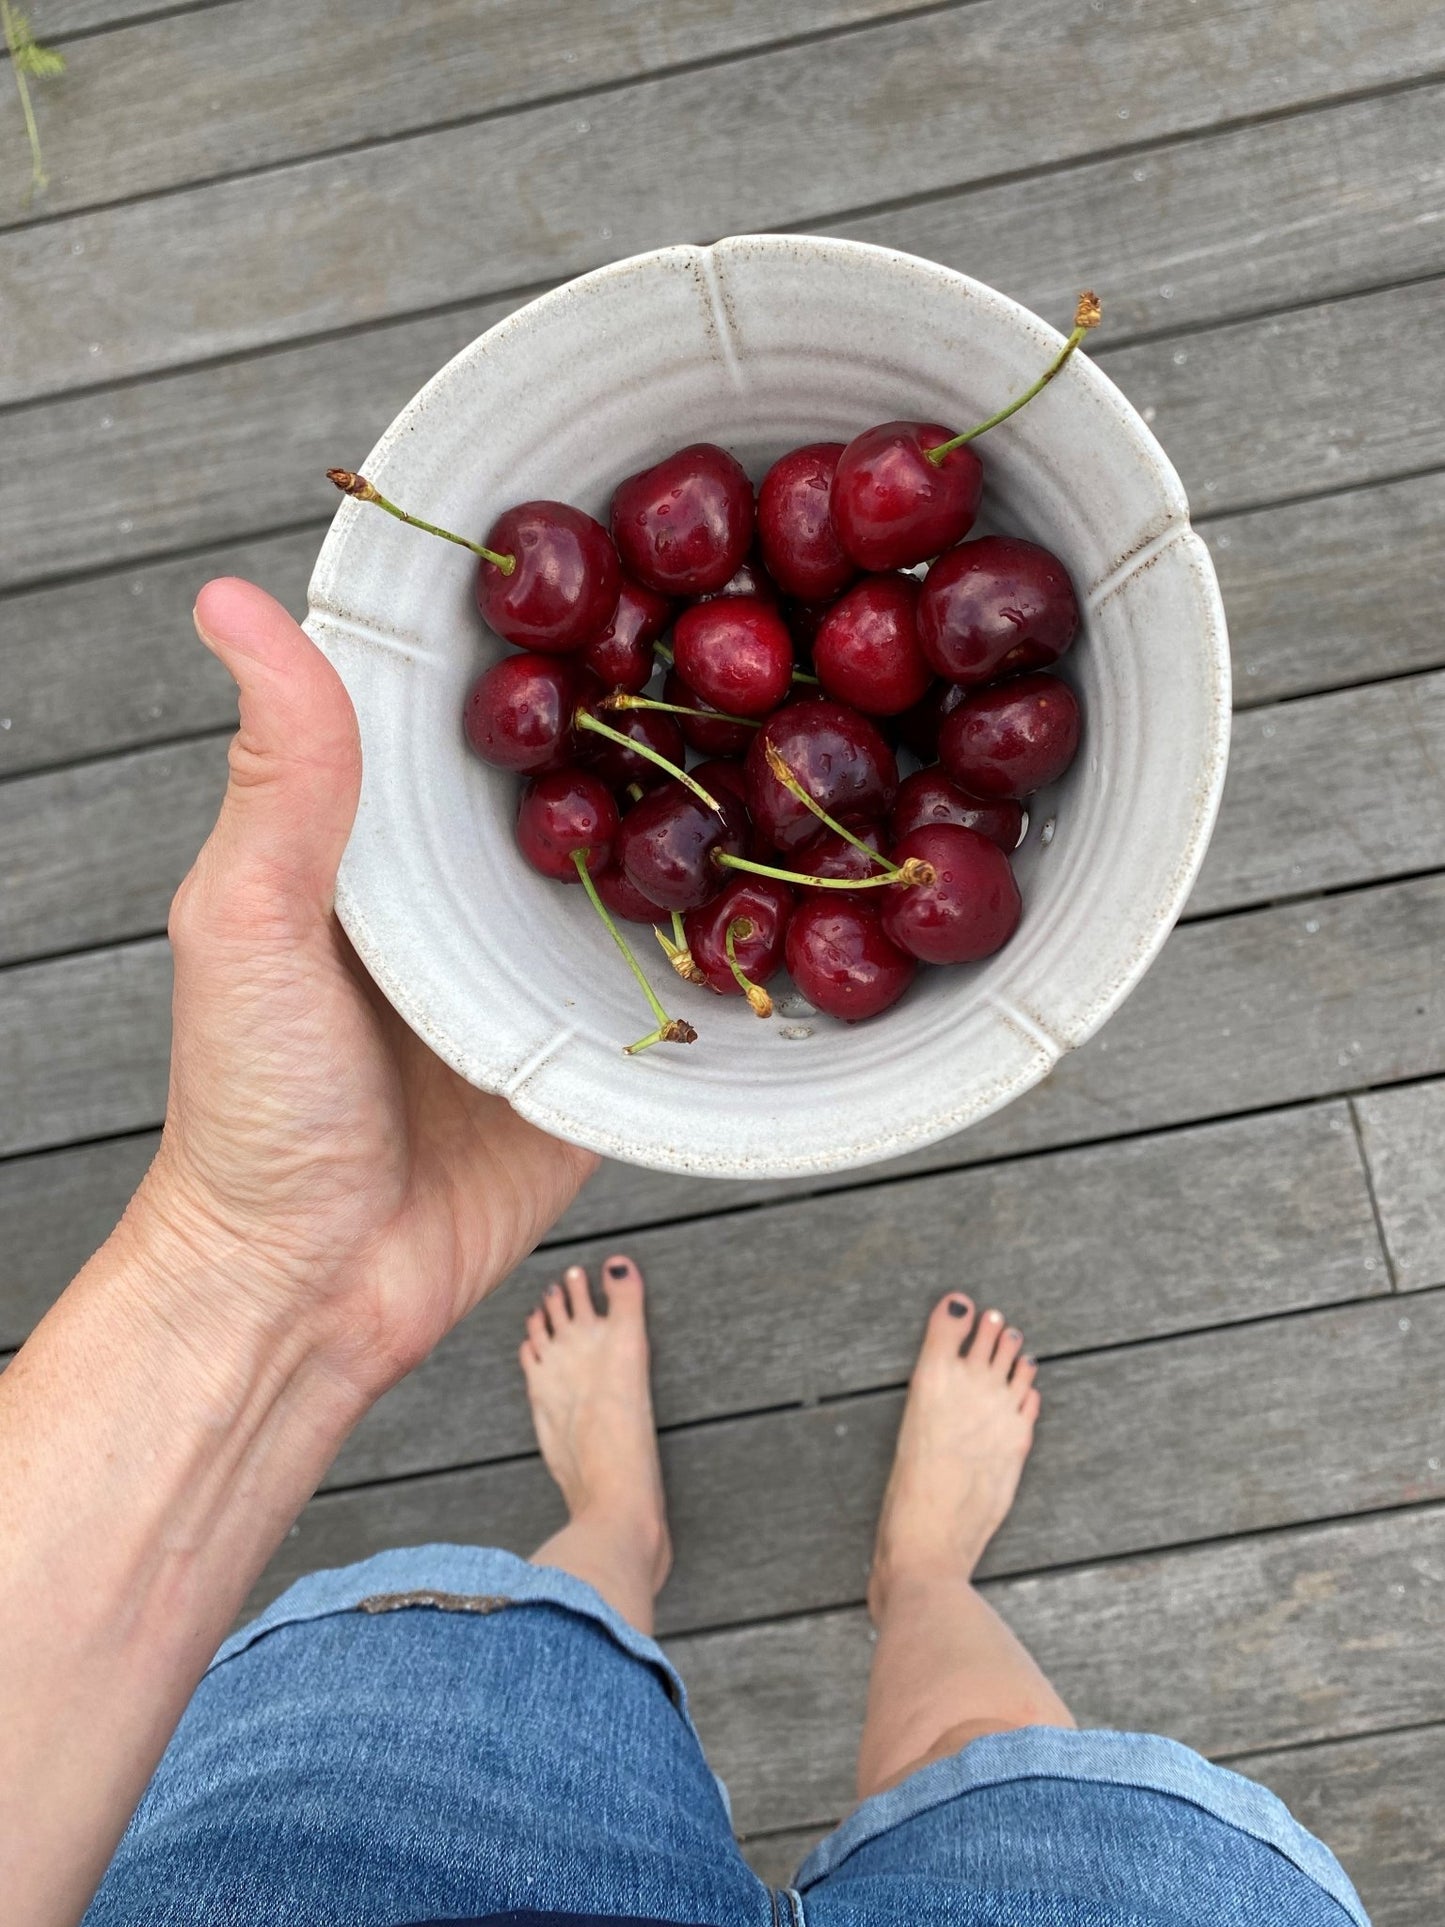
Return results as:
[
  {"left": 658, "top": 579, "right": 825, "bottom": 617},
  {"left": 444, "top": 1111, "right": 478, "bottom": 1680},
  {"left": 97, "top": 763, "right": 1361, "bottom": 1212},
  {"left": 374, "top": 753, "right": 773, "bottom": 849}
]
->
[
  {"left": 663, "top": 669, "right": 756, "bottom": 757},
  {"left": 674, "top": 595, "right": 795, "bottom": 718},
  {"left": 700, "top": 551, "right": 781, "bottom": 603},
  {"left": 880, "top": 824, "right": 1021, "bottom": 965},
  {"left": 830, "top": 423, "right": 982, "bottom": 572},
  {"left": 582, "top": 705, "right": 685, "bottom": 793},
  {"left": 894, "top": 679, "right": 963, "bottom": 761},
  {"left": 890, "top": 768, "right": 1023, "bottom": 852},
  {"left": 463, "top": 653, "right": 598, "bottom": 774},
  {"left": 790, "top": 821, "right": 889, "bottom": 895},
  {"left": 813, "top": 575, "right": 932, "bottom": 716},
  {"left": 785, "top": 897, "right": 916, "bottom": 1021},
  {"left": 689, "top": 757, "right": 749, "bottom": 808},
  {"left": 617, "top": 779, "right": 748, "bottom": 911},
  {"left": 919, "top": 535, "right": 1079, "bottom": 685},
  {"left": 610, "top": 443, "right": 754, "bottom": 595},
  {"left": 595, "top": 857, "right": 669, "bottom": 925},
  {"left": 583, "top": 574, "right": 674, "bottom": 692},
  {"left": 516, "top": 769, "right": 618, "bottom": 882},
  {"left": 745, "top": 699, "right": 898, "bottom": 854},
  {"left": 783, "top": 597, "right": 832, "bottom": 664},
  {"left": 683, "top": 875, "right": 792, "bottom": 999},
  {"left": 757, "top": 442, "right": 857, "bottom": 602},
  {"left": 938, "top": 671, "right": 1082, "bottom": 800}
]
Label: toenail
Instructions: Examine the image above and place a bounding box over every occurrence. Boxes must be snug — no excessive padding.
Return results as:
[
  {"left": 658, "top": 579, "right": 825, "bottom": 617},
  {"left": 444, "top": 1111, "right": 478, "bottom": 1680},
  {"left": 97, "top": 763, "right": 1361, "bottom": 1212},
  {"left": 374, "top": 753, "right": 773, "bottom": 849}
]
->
[
  {"left": 607, "top": 1261, "right": 629, "bottom": 1279},
  {"left": 986, "top": 1309, "right": 1002, "bottom": 1322},
  {"left": 1006, "top": 1328, "right": 1020, "bottom": 1342},
  {"left": 947, "top": 1297, "right": 969, "bottom": 1318}
]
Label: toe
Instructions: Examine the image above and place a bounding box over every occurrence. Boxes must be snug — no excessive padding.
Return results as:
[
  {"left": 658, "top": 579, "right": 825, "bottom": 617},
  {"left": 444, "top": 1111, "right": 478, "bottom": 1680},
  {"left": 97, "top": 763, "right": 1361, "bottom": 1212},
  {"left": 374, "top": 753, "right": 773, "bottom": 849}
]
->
[
  {"left": 922, "top": 1292, "right": 975, "bottom": 1363},
  {"left": 992, "top": 1323, "right": 1025, "bottom": 1378},
  {"left": 1012, "top": 1355, "right": 1038, "bottom": 1403},
  {"left": 1020, "top": 1386, "right": 1041, "bottom": 1428},
  {"left": 519, "top": 1336, "right": 542, "bottom": 1372},
  {"left": 544, "top": 1278, "right": 573, "bottom": 1329},
  {"left": 526, "top": 1306, "right": 551, "bottom": 1353},
  {"left": 565, "top": 1264, "right": 596, "bottom": 1321},
  {"left": 601, "top": 1254, "right": 645, "bottom": 1317},
  {"left": 967, "top": 1307, "right": 1007, "bottom": 1368}
]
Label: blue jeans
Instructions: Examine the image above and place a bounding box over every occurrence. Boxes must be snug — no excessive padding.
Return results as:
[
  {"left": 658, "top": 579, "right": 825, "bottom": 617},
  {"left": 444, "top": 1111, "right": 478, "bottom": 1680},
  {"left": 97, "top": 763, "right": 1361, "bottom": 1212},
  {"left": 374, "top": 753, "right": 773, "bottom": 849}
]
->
[{"left": 86, "top": 1546, "right": 1368, "bottom": 1926}]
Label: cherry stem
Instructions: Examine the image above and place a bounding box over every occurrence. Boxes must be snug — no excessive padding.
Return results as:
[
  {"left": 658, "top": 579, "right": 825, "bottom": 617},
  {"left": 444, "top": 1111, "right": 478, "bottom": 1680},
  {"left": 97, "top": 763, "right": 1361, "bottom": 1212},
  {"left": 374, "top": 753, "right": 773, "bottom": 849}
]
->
[
  {"left": 764, "top": 742, "right": 902, "bottom": 877},
  {"left": 571, "top": 850, "right": 697, "bottom": 1052},
  {"left": 925, "top": 291, "right": 1102, "bottom": 463},
  {"left": 326, "top": 469, "right": 516, "bottom": 573},
  {"left": 792, "top": 668, "right": 821, "bottom": 685},
  {"left": 654, "top": 917, "right": 704, "bottom": 984},
  {"left": 575, "top": 709, "right": 722, "bottom": 812},
  {"left": 601, "top": 693, "right": 760, "bottom": 729},
  {"left": 716, "top": 851, "right": 935, "bottom": 890},
  {"left": 671, "top": 909, "right": 688, "bottom": 950},
  {"left": 725, "top": 918, "right": 773, "bottom": 1018}
]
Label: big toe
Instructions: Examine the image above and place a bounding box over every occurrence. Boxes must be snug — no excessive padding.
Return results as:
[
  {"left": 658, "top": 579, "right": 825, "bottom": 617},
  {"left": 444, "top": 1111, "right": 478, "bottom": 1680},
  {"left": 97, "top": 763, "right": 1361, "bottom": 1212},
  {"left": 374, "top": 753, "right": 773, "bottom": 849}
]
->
[{"left": 920, "top": 1291, "right": 976, "bottom": 1365}]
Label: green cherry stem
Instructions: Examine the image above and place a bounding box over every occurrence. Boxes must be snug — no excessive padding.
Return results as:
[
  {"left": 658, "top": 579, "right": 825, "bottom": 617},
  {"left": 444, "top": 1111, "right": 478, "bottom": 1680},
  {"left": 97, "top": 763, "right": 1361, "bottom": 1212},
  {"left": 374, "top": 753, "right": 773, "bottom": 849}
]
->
[
  {"left": 925, "top": 291, "right": 1102, "bottom": 465},
  {"left": 725, "top": 918, "right": 773, "bottom": 1018},
  {"left": 655, "top": 915, "right": 705, "bottom": 985},
  {"left": 326, "top": 469, "right": 516, "bottom": 573},
  {"left": 715, "top": 851, "right": 935, "bottom": 890},
  {"left": 601, "top": 693, "right": 760, "bottom": 730},
  {"left": 574, "top": 709, "right": 722, "bottom": 812},
  {"left": 764, "top": 741, "right": 902, "bottom": 876},
  {"left": 572, "top": 851, "right": 697, "bottom": 1052},
  {"left": 791, "top": 668, "right": 821, "bottom": 686}
]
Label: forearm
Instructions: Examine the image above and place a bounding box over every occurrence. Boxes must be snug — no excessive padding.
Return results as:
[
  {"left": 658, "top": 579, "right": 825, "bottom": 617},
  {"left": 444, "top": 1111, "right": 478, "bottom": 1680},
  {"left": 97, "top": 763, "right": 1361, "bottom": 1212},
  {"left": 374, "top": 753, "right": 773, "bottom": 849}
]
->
[{"left": 0, "top": 1191, "right": 366, "bottom": 1927}]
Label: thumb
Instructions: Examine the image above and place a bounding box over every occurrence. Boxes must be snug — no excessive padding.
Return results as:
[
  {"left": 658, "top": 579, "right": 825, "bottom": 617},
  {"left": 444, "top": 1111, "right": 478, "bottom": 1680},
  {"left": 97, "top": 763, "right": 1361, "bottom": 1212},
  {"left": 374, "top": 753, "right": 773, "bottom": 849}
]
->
[{"left": 191, "top": 577, "right": 362, "bottom": 918}]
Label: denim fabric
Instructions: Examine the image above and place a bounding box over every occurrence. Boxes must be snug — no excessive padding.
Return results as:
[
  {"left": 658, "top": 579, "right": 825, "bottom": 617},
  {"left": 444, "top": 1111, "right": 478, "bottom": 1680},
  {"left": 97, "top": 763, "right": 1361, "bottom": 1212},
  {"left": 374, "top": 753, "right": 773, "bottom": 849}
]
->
[{"left": 85, "top": 1546, "right": 1368, "bottom": 1927}]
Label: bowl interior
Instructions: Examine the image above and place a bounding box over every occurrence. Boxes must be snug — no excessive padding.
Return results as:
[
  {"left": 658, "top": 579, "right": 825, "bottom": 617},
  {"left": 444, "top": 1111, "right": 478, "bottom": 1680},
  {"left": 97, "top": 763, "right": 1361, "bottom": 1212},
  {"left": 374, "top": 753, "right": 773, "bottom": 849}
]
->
[{"left": 306, "top": 235, "right": 1229, "bottom": 1178}]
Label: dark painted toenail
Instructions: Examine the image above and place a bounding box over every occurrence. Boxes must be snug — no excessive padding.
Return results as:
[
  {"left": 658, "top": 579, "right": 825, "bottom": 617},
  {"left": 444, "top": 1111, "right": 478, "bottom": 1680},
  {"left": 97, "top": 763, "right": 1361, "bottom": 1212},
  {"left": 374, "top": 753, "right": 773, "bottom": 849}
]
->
[
  {"left": 947, "top": 1297, "right": 969, "bottom": 1317},
  {"left": 608, "top": 1262, "right": 629, "bottom": 1279}
]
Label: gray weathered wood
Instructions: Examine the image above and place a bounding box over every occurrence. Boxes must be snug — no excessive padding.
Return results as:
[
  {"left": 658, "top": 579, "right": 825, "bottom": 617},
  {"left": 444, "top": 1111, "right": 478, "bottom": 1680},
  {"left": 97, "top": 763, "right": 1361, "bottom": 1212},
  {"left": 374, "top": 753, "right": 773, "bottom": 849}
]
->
[
  {"left": 5, "top": 0, "right": 1444, "bottom": 400},
  {"left": 0, "top": 0, "right": 943, "bottom": 230},
  {"left": 1354, "top": 1080, "right": 1445, "bottom": 1292},
  {"left": 674, "top": 1504, "right": 1445, "bottom": 1835},
  {"left": 252, "top": 1290, "right": 1440, "bottom": 1629},
  {"left": 38, "top": 0, "right": 228, "bottom": 35}
]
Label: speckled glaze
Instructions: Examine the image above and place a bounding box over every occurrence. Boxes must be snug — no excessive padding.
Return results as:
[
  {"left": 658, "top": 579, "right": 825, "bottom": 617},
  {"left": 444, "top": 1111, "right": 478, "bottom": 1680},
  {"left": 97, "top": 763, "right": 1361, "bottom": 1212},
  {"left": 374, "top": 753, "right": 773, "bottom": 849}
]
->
[{"left": 305, "top": 235, "right": 1230, "bottom": 1179}]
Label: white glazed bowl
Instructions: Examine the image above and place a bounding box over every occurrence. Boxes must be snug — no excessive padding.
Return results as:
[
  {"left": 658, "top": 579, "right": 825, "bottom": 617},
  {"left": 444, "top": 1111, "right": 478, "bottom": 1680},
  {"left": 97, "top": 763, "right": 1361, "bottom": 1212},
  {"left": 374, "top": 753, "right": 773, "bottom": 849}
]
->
[{"left": 306, "top": 235, "right": 1229, "bottom": 1180}]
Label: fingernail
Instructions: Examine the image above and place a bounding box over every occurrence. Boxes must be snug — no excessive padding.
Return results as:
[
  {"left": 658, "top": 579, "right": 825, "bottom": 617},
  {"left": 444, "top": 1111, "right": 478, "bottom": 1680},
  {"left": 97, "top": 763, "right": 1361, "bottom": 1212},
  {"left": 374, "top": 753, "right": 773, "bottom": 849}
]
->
[
  {"left": 947, "top": 1296, "right": 969, "bottom": 1318},
  {"left": 608, "top": 1261, "right": 630, "bottom": 1279}
]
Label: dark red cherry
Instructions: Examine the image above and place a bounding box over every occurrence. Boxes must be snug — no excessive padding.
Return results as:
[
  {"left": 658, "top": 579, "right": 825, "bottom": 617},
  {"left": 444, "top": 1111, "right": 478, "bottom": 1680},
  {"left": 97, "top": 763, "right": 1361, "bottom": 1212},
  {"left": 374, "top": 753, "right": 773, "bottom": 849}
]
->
[
  {"left": 689, "top": 758, "right": 749, "bottom": 808},
  {"left": 890, "top": 768, "right": 1024, "bottom": 852},
  {"left": 595, "top": 857, "right": 669, "bottom": 925},
  {"left": 790, "top": 822, "right": 889, "bottom": 896},
  {"left": 745, "top": 699, "right": 898, "bottom": 855},
  {"left": 476, "top": 501, "right": 620, "bottom": 652},
  {"left": 938, "top": 671, "right": 1082, "bottom": 800},
  {"left": 881, "top": 824, "right": 1021, "bottom": 965},
  {"left": 757, "top": 442, "right": 857, "bottom": 602},
  {"left": 831, "top": 423, "right": 982, "bottom": 572},
  {"left": 894, "top": 680, "right": 961, "bottom": 761},
  {"left": 463, "top": 654, "right": 595, "bottom": 774},
  {"left": 610, "top": 443, "right": 754, "bottom": 595},
  {"left": 673, "top": 595, "right": 795, "bottom": 718},
  {"left": 516, "top": 769, "right": 618, "bottom": 882},
  {"left": 785, "top": 897, "right": 916, "bottom": 1021},
  {"left": 582, "top": 705, "right": 685, "bottom": 793},
  {"left": 813, "top": 575, "right": 932, "bottom": 716},
  {"left": 663, "top": 669, "right": 756, "bottom": 757},
  {"left": 582, "top": 574, "right": 674, "bottom": 692},
  {"left": 919, "top": 535, "right": 1080, "bottom": 685},
  {"left": 699, "top": 550, "right": 781, "bottom": 603},
  {"left": 783, "top": 597, "right": 832, "bottom": 664},
  {"left": 683, "top": 876, "right": 793, "bottom": 998},
  {"left": 617, "top": 780, "right": 748, "bottom": 911}
]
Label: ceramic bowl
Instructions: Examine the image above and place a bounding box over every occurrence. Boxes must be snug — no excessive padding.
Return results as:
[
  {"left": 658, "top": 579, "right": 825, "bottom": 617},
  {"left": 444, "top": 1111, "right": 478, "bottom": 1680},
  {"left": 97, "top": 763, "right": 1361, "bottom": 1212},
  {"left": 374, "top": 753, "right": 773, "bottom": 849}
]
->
[{"left": 305, "top": 234, "right": 1229, "bottom": 1180}]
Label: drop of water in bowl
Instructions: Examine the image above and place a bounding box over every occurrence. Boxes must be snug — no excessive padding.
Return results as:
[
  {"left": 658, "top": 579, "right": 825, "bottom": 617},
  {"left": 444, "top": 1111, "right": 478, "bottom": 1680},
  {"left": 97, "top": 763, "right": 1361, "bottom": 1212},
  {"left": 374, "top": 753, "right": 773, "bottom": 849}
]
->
[
  {"left": 775, "top": 990, "right": 816, "bottom": 1019},
  {"left": 780, "top": 1024, "right": 814, "bottom": 1041},
  {"left": 1039, "top": 817, "right": 1057, "bottom": 847}
]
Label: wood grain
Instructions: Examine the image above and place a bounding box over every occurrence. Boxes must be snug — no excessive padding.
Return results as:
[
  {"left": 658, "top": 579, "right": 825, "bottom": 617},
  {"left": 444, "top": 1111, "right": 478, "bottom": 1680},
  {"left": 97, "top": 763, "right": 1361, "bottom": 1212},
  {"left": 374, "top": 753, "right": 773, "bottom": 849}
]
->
[
  {"left": 1354, "top": 1080, "right": 1445, "bottom": 1292},
  {"left": 5, "top": 0, "right": 1444, "bottom": 399}
]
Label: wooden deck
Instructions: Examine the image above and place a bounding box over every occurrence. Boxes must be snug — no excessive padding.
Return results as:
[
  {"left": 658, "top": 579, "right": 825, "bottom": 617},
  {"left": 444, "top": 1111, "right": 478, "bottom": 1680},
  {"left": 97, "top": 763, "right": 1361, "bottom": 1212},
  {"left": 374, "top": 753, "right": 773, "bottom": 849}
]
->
[{"left": 3, "top": 3, "right": 1444, "bottom": 1915}]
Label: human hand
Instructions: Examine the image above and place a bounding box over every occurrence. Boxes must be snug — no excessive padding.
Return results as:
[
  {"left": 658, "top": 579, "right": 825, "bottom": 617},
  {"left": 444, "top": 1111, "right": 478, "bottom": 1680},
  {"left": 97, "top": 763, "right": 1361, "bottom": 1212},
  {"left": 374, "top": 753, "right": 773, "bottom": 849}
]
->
[{"left": 133, "top": 577, "right": 597, "bottom": 1403}]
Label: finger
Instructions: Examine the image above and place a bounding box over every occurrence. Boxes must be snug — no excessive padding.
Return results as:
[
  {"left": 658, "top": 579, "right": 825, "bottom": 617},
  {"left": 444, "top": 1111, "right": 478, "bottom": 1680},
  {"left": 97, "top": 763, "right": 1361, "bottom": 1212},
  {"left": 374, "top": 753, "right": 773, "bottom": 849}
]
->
[{"left": 190, "top": 578, "right": 361, "bottom": 921}]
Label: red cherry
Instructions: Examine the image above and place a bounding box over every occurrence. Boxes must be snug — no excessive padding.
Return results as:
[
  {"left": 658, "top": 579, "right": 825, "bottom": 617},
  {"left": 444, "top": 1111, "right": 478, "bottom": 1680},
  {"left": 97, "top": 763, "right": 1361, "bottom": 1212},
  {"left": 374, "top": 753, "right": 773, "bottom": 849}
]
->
[
  {"left": 476, "top": 501, "right": 620, "bottom": 652},
  {"left": 463, "top": 654, "right": 596, "bottom": 774},
  {"left": 745, "top": 699, "right": 898, "bottom": 854},
  {"left": 699, "top": 550, "right": 781, "bottom": 603},
  {"left": 785, "top": 897, "right": 916, "bottom": 1021},
  {"left": 663, "top": 669, "right": 756, "bottom": 757},
  {"left": 831, "top": 423, "right": 982, "bottom": 572},
  {"left": 595, "top": 857, "right": 670, "bottom": 925},
  {"left": 893, "top": 680, "right": 961, "bottom": 760},
  {"left": 673, "top": 595, "right": 795, "bottom": 718},
  {"left": 890, "top": 768, "right": 1023, "bottom": 852},
  {"left": 813, "top": 575, "right": 932, "bottom": 715},
  {"left": 919, "top": 535, "right": 1080, "bottom": 685},
  {"left": 516, "top": 769, "right": 618, "bottom": 881},
  {"left": 582, "top": 706, "right": 685, "bottom": 793},
  {"left": 938, "top": 671, "right": 1082, "bottom": 800},
  {"left": 790, "top": 822, "right": 889, "bottom": 895},
  {"left": 689, "top": 758, "right": 749, "bottom": 808},
  {"left": 683, "top": 876, "right": 793, "bottom": 998},
  {"left": 881, "top": 824, "right": 1021, "bottom": 965},
  {"left": 582, "top": 574, "right": 674, "bottom": 691},
  {"left": 617, "top": 779, "right": 748, "bottom": 911},
  {"left": 757, "top": 442, "right": 857, "bottom": 602},
  {"left": 610, "top": 443, "right": 754, "bottom": 595}
]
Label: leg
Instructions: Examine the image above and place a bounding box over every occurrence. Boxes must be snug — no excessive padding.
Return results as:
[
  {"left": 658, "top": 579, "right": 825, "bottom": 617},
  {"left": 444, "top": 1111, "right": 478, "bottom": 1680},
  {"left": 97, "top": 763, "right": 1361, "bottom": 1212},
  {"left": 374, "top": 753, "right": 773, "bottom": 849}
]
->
[
  {"left": 520, "top": 1254, "right": 672, "bottom": 1637},
  {"left": 857, "top": 1294, "right": 1073, "bottom": 1800}
]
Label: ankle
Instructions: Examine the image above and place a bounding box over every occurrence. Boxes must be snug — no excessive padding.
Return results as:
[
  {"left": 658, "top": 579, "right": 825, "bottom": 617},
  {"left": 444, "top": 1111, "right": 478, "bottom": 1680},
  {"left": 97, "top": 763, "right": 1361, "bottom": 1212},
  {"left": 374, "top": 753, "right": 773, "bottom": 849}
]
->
[{"left": 867, "top": 1554, "right": 978, "bottom": 1627}]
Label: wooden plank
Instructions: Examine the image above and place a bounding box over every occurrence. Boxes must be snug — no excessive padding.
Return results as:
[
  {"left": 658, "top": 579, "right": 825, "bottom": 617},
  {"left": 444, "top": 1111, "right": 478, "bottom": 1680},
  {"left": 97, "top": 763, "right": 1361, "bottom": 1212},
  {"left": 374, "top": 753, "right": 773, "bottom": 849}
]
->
[
  {"left": 251, "top": 1289, "right": 1438, "bottom": 1628},
  {"left": 1202, "top": 471, "right": 1445, "bottom": 710},
  {"left": 1240, "top": 1726, "right": 1445, "bottom": 1927},
  {"left": 0, "top": 0, "right": 940, "bottom": 230},
  {"left": 42, "top": 0, "right": 227, "bottom": 35},
  {"left": 5, "top": 0, "right": 1443, "bottom": 399},
  {"left": 1354, "top": 1081, "right": 1445, "bottom": 1292},
  {"left": 1186, "top": 669, "right": 1445, "bottom": 919},
  {"left": 673, "top": 1505, "right": 1445, "bottom": 1835}
]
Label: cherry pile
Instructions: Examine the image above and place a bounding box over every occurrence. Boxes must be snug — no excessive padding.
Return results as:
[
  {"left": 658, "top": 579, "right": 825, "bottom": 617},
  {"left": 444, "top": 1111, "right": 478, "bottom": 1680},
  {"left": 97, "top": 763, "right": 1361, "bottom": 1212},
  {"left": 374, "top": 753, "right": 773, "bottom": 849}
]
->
[{"left": 329, "top": 293, "right": 1099, "bottom": 1054}]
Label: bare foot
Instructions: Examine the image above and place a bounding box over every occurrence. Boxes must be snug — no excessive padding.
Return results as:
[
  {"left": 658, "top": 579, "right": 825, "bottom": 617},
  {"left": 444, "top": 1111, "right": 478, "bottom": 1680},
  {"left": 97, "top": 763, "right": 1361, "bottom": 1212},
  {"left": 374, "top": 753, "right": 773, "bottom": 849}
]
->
[
  {"left": 520, "top": 1256, "right": 672, "bottom": 1597},
  {"left": 868, "top": 1294, "right": 1038, "bottom": 1623}
]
